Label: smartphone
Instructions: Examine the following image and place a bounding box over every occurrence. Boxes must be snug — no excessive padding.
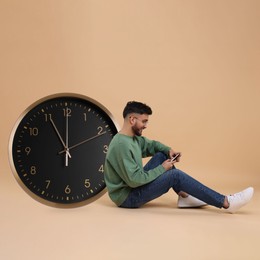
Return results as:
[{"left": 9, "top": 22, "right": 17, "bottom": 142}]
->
[{"left": 171, "top": 153, "right": 180, "bottom": 162}]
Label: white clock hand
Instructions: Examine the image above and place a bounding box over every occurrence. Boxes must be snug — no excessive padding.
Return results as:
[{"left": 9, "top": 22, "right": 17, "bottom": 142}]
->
[
  {"left": 58, "top": 131, "right": 106, "bottom": 155},
  {"left": 65, "top": 108, "right": 70, "bottom": 166},
  {"left": 50, "top": 117, "right": 72, "bottom": 160}
]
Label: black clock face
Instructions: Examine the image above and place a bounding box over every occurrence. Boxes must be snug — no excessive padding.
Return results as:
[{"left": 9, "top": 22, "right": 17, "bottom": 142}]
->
[{"left": 9, "top": 94, "right": 118, "bottom": 207}]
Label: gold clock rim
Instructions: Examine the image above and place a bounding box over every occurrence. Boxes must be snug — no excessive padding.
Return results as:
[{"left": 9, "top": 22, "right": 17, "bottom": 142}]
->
[{"left": 8, "top": 92, "right": 120, "bottom": 208}]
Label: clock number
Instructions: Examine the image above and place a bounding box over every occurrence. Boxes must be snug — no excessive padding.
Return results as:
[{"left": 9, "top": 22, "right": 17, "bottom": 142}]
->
[
  {"left": 99, "top": 165, "right": 104, "bottom": 173},
  {"left": 97, "top": 126, "right": 103, "bottom": 134},
  {"left": 44, "top": 114, "right": 52, "bottom": 122},
  {"left": 65, "top": 185, "right": 71, "bottom": 194},
  {"left": 84, "top": 179, "right": 91, "bottom": 188},
  {"left": 25, "top": 147, "right": 31, "bottom": 155},
  {"left": 63, "top": 108, "right": 72, "bottom": 117},
  {"left": 45, "top": 180, "right": 51, "bottom": 189},
  {"left": 30, "top": 166, "right": 37, "bottom": 175},
  {"left": 83, "top": 113, "right": 87, "bottom": 122},
  {"left": 29, "top": 127, "right": 38, "bottom": 136},
  {"left": 103, "top": 145, "right": 108, "bottom": 153}
]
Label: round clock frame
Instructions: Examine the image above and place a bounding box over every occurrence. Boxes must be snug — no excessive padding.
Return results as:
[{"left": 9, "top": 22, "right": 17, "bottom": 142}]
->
[{"left": 9, "top": 93, "right": 119, "bottom": 208}]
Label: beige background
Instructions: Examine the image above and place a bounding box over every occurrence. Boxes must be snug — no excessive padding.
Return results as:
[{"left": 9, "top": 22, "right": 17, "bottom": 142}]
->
[{"left": 1, "top": 1, "right": 259, "bottom": 259}]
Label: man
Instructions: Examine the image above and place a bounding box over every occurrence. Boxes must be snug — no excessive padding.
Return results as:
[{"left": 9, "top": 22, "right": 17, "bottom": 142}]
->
[{"left": 104, "top": 101, "right": 253, "bottom": 213}]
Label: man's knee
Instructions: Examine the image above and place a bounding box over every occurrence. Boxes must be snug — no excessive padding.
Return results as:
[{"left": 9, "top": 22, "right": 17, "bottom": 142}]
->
[{"left": 156, "top": 152, "right": 168, "bottom": 161}]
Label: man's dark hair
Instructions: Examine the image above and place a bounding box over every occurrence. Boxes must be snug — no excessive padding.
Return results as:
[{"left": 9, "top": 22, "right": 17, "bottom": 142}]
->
[{"left": 123, "top": 101, "right": 152, "bottom": 118}]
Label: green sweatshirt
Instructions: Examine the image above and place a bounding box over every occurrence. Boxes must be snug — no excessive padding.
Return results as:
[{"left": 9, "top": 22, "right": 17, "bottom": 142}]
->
[{"left": 104, "top": 133, "right": 171, "bottom": 206}]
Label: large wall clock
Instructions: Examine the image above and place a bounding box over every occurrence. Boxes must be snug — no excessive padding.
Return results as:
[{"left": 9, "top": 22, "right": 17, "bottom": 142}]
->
[{"left": 9, "top": 93, "right": 119, "bottom": 207}]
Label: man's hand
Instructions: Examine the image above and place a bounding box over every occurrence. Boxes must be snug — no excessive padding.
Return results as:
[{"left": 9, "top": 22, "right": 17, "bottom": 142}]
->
[
  {"left": 168, "top": 149, "right": 182, "bottom": 162},
  {"left": 162, "top": 159, "right": 175, "bottom": 171}
]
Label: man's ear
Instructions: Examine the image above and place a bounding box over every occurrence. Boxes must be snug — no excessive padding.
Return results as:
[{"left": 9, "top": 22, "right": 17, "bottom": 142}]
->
[{"left": 128, "top": 115, "right": 136, "bottom": 126}]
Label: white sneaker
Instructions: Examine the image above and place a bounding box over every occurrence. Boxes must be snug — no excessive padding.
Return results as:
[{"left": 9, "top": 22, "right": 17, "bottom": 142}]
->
[
  {"left": 225, "top": 187, "right": 254, "bottom": 214},
  {"left": 177, "top": 195, "right": 207, "bottom": 208}
]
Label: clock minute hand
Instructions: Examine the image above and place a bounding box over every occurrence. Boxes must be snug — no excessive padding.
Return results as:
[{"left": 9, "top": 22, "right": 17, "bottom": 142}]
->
[
  {"left": 58, "top": 131, "right": 106, "bottom": 155},
  {"left": 50, "top": 118, "right": 72, "bottom": 158}
]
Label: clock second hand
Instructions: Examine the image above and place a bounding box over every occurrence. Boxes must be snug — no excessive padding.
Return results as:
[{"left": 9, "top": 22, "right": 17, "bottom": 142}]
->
[
  {"left": 50, "top": 117, "right": 72, "bottom": 160},
  {"left": 65, "top": 108, "right": 69, "bottom": 167},
  {"left": 58, "top": 131, "right": 107, "bottom": 155}
]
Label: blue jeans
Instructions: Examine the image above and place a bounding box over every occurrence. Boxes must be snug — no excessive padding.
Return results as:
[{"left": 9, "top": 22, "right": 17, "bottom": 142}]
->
[{"left": 120, "top": 152, "right": 225, "bottom": 208}]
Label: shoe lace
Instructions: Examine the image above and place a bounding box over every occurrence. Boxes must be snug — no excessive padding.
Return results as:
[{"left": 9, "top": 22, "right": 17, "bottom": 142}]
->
[{"left": 228, "top": 191, "right": 243, "bottom": 204}]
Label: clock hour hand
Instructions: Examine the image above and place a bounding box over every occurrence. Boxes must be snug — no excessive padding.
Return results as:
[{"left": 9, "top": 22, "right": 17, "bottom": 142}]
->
[
  {"left": 58, "top": 131, "right": 106, "bottom": 155},
  {"left": 50, "top": 118, "right": 72, "bottom": 162}
]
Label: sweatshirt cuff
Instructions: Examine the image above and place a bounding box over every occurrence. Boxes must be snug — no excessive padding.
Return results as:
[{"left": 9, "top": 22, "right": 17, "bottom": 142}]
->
[{"left": 157, "top": 164, "right": 166, "bottom": 174}]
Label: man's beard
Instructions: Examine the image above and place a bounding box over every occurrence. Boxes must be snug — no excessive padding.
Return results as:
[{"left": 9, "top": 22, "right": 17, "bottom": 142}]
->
[{"left": 132, "top": 125, "right": 143, "bottom": 136}]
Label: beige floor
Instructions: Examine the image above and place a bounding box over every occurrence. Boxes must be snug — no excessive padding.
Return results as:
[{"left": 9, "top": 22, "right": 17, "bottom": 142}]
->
[{"left": 0, "top": 175, "right": 259, "bottom": 260}]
